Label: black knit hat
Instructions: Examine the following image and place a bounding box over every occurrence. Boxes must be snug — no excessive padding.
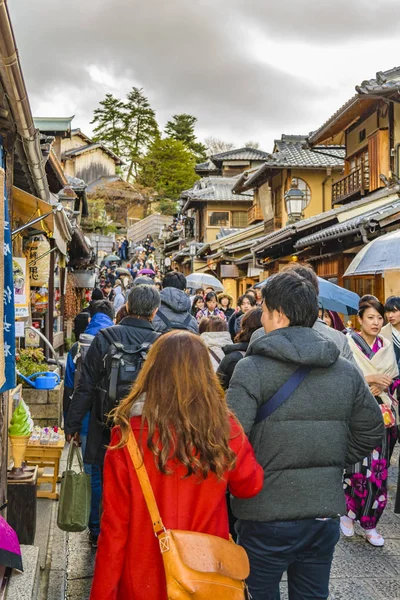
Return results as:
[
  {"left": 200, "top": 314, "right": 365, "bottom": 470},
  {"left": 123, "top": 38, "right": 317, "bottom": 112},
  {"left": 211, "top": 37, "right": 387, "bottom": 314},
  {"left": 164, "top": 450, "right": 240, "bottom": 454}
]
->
[{"left": 91, "top": 288, "right": 104, "bottom": 301}]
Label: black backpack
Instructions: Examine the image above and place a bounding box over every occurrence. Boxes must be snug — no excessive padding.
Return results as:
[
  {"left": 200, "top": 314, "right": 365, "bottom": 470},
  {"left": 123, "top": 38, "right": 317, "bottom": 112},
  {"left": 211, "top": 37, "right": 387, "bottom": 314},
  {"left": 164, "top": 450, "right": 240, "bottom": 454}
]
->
[
  {"left": 157, "top": 310, "right": 192, "bottom": 331},
  {"left": 95, "top": 328, "right": 155, "bottom": 424}
]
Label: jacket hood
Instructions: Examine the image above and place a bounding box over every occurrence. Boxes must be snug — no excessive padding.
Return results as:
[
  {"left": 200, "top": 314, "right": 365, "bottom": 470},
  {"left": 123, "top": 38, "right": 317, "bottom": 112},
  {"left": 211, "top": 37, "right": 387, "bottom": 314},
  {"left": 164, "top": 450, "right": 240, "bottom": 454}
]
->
[
  {"left": 248, "top": 326, "right": 340, "bottom": 367},
  {"left": 223, "top": 342, "right": 249, "bottom": 355},
  {"left": 85, "top": 312, "right": 114, "bottom": 335},
  {"left": 200, "top": 331, "right": 233, "bottom": 349},
  {"left": 114, "top": 286, "right": 123, "bottom": 296},
  {"left": 160, "top": 287, "right": 191, "bottom": 314}
]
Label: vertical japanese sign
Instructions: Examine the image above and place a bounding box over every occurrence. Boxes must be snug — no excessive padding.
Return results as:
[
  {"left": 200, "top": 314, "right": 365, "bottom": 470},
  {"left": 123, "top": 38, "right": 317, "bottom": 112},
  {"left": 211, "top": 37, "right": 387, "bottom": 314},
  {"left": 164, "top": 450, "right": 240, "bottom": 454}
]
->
[{"left": 0, "top": 142, "right": 16, "bottom": 392}]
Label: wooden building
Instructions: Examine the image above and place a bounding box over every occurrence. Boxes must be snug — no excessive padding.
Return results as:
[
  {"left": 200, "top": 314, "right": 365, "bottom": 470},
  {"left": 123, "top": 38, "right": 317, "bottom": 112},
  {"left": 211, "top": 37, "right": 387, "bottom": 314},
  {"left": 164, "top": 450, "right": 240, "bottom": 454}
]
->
[{"left": 233, "top": 135, "right": 345, "bottom": 232}]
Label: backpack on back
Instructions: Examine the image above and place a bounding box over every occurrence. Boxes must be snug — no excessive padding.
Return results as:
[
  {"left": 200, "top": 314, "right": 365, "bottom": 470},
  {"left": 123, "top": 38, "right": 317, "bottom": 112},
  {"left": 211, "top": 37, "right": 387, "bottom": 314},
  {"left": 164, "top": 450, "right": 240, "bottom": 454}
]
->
[
  {"left": 157, "top": 310, "right": 192, "bottom": 331},
  {"left": 95, "top": 328, "right": 153, "bottom": 425},
  {"left": 74, "top": 333, "right": 95, "bottom": 388}
]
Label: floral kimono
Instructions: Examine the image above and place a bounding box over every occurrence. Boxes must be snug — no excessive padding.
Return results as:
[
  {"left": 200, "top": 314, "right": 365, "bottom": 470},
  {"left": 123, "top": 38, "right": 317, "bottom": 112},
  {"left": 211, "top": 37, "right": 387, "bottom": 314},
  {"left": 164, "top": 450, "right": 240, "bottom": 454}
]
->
[
  {"left": 196, "top": 307, "right": 226, "bottom": 323},
  {"left": 343, "top": 333, "right": 399, "bottom": 529}
]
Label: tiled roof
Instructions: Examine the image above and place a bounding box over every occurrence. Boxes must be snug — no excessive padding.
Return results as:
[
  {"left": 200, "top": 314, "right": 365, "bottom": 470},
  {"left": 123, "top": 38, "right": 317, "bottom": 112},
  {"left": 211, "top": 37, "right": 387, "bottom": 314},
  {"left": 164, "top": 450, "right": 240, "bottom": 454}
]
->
[
  {"left": 356, "top": 67, "right": 400, "bottom": 95},
  {"left": 295, "top": 196, "right": 400, "bottom": 249},
  {"left": 181, "top": 176, "right": 253, "bottom": 211},
  {"left": 195, "top": 159, "right": 220, "bottom": 173},
  {"left": 211, "top": 147, "right": 269, "bottom": 167},
  {"left": 237, "top": 136, "right": 345, "bottom": 192},
  {"left": 270, "top": 140, "right": 345, "bottom": 168}
]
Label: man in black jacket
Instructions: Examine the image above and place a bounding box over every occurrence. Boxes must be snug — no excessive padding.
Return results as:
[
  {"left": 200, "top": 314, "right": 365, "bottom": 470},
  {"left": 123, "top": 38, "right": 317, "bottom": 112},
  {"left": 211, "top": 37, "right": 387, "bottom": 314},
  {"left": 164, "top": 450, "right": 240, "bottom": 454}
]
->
[{"left": 65, "top": 285, "right": 161, "bottom": 467}]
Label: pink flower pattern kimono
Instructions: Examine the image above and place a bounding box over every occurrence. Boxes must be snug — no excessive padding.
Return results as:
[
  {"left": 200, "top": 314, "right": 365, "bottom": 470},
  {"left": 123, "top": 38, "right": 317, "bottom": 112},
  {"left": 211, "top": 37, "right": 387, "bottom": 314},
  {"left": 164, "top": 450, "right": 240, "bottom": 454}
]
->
[{"left": 343, "top": 334, "right": 398, "bottom": 529}]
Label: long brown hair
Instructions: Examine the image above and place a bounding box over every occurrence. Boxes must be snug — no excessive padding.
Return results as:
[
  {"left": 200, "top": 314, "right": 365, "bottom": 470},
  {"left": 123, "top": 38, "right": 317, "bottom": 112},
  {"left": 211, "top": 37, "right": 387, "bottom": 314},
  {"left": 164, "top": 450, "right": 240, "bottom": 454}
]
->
[
  {"left": 110, "top": 331, "right": 237, "bottom": 479},
  {"left": 235, "top": 307, "right": 263, "bottom": 343}
]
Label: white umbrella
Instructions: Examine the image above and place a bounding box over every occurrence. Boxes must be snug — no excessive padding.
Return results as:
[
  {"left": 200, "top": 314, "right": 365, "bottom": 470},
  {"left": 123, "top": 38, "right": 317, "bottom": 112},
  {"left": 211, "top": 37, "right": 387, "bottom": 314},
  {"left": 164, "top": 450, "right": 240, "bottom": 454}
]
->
[
  {"left": 344, "top": 229, "right": 400, "bottom": 276},
  {"left": 186, "top": 273, "right": 224, "bottom": 292}
]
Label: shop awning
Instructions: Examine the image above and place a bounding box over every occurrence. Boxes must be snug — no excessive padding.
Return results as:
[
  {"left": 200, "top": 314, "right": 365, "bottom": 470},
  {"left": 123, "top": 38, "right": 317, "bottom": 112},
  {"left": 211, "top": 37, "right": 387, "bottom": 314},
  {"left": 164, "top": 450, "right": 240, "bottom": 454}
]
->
[
  {"left": 12, "top": 186, "right": 55, "bottom": 233},
  {"left": 12, "top": 186, "right": 72, "bottom": 254}
]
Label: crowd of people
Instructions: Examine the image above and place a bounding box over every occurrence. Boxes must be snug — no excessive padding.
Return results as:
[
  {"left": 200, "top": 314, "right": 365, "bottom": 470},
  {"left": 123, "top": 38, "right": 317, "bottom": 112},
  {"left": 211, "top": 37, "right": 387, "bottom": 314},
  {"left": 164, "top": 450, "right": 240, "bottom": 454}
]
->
[{"left": 63, "top": 263, "right": 400, "bottom": 600}]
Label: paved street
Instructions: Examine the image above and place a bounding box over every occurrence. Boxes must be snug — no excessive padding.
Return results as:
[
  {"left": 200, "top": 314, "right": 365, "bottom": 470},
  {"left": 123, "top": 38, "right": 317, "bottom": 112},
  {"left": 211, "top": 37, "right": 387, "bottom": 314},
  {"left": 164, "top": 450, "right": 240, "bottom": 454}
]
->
[{"left": 54, "top": 447, "right": 400, "bottom": 600}]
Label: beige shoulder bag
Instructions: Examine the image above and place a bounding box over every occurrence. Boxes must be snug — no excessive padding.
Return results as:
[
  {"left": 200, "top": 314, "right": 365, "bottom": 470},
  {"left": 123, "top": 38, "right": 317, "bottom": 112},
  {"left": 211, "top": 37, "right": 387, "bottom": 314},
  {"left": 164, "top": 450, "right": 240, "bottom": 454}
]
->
[{"left": 126, "top": 430, "right": 250, "bottom": 599}]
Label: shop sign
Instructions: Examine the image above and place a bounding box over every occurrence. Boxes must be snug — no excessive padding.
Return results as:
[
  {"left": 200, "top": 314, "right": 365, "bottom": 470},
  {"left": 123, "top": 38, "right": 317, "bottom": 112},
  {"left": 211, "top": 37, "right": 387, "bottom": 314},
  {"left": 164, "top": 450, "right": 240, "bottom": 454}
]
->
[
  {"left": 13, "top": 257, "right": 29, "bottom": 317},
  {"left": 25, "top": 237, "right": 50, "bottom": 287}
]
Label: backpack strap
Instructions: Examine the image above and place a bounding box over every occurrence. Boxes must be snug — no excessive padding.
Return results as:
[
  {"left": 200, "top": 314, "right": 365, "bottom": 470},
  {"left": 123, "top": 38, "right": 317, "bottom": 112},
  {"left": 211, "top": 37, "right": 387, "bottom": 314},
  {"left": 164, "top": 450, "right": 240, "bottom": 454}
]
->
[
  {"left": 255, "top": 366, "right": 311, "bottom": 424},
  {"left": 108, "top": 344, "right": 124, "bottom": 404},
  {"left": 182, "top": 313, "right": 192, "bottom": 326},
  {"left": 156, "top": 310, "right": 173, "bottom": 329}
]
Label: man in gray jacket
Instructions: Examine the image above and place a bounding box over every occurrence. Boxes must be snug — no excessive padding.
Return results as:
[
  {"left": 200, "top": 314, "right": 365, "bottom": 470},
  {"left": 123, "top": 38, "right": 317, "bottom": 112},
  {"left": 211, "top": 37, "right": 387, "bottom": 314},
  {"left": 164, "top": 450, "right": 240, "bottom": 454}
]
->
[
  {"left": 152, "top": 271, "right": 198, "bottom": 334},
  {"left": 227, "top": 271, "right": 383, "bottom": 600},
  {"left": 250, "top": 264, "right": 357, "bottom": 366}
]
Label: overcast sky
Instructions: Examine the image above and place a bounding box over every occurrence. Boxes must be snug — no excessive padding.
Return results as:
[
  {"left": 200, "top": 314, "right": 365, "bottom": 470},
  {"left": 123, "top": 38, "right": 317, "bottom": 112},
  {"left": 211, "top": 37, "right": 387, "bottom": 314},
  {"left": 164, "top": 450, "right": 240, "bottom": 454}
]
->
[{"left": 8, "top": 0, "right": 400, "bottom": 152}]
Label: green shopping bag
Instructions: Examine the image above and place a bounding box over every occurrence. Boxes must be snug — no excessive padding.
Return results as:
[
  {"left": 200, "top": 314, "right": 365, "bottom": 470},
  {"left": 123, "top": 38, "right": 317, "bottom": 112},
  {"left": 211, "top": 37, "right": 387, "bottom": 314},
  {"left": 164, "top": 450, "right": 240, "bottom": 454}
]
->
[{"left": 57, "top": 442, "right": 91, "bottom": 532}]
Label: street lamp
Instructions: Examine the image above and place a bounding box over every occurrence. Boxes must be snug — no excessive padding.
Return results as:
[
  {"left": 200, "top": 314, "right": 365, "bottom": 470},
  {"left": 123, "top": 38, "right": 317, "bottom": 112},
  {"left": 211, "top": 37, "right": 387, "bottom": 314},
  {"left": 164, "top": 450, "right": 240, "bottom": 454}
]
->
[
  {"left": 189, "top": 242, "right": 197, "bottom": 274},
  {"left": 285, "top": 180, "right": 307, "bottom": 225}
]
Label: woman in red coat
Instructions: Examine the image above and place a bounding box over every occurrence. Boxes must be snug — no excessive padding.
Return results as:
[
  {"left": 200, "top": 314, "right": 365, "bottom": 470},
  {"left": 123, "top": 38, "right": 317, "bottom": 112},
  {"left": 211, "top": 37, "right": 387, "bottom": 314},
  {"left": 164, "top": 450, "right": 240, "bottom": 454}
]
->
[{"left": 90, "top": 330, "right": 263, "bottom": 600}]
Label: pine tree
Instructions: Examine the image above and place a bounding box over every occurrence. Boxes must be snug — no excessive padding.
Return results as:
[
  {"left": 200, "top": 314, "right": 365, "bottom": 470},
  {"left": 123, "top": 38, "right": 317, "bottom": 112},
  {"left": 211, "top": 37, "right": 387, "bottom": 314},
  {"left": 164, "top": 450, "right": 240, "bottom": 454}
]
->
[
  {"left": 164, "top": 114, "right": 207, "bottom": 162},
  {"left": 139, "top": 138, "right": 199, "bottom": 201},
  {"left": 122, "top": 87, "right": 159, "bottom": 181},
  {"left": 91, "top": 94, "right": 125, "bottom": 156}
]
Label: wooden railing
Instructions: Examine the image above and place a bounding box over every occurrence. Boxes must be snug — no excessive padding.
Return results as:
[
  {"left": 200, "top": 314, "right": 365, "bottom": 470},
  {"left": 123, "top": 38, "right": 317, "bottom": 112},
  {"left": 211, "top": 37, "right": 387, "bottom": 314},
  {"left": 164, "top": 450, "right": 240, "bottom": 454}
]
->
[
  {"left": 248, "top": 204, "right": 264, "bottom": 225},
  {"left": 332, "top": 163, "right": 369, "bottom": 205}
]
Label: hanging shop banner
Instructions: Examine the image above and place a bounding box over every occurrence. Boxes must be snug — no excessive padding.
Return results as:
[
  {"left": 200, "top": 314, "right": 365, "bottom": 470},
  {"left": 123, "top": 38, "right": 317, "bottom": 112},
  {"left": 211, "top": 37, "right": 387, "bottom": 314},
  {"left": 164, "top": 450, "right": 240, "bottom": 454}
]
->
[
  {"left": 25, "top": 237, "right": 50, "bottom": 287},
  {"left": 13, "top": 257, "right": 29, "bottom": 317},
  {"left": 0, "top": 157, "right": 16, "bottom": 392}
]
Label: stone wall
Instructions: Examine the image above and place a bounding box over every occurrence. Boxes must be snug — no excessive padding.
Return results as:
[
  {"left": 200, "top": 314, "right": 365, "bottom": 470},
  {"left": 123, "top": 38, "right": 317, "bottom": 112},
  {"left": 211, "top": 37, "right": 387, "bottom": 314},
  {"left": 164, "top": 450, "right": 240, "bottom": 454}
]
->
[{"left": 22, "top": 382, "right": 64, "bottom": 428}]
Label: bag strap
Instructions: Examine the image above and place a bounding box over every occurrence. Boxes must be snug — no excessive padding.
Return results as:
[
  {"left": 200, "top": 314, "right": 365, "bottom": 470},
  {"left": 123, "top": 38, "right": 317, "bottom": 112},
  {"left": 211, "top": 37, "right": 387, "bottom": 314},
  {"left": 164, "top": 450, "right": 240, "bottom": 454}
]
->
[
  {"left": 209, "top": 349, "right": 222, "bottom": 364},
  {"left": 67, "top": 442, "right": 84, "bottom": 473},
  {"left": 126, "top": 430, "right": 166, "bottom": 535},
  {"left": 156, "top": 310, "right": 173, "bottom": 329},
  {"left": 182, "top": 313, "right": 192, "bottom": 326},
  {"left": 350, "top": 330, "right": 375, "bottom": 359},
  {"left": 108, "top": 351, "right": 123, "bottom": 403},
  {"left": 255, "top": 366, "right": 311, "bottom": 424}
]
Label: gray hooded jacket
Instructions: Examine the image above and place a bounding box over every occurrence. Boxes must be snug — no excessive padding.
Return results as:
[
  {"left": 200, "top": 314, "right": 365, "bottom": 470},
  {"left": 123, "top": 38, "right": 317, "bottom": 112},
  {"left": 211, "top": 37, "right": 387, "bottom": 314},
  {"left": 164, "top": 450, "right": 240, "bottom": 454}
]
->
[
  {"left": 227, "top": 326, "right": 383, "bottom": 523},
  {"left": 152, "top": 287, "right": 198, "bottom": 334}
]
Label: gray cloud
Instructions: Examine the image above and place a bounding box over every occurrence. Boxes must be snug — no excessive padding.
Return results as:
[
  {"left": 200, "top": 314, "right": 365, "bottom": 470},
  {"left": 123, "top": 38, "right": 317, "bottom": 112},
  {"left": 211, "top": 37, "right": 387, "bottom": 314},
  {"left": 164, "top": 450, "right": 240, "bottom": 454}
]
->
[
  {"left": 8, "top": 0, "right": 398, "bottom": 149},
  {"left": 232, "top": 0, "right": 400, "bottom": 43}
]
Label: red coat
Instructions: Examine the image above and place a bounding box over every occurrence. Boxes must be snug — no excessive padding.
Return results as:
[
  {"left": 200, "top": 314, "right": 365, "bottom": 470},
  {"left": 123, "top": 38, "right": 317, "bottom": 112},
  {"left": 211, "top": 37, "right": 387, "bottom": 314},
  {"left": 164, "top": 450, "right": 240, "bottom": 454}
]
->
[{"left": 90, "top": 416, "right": 263, "bottom": 600}]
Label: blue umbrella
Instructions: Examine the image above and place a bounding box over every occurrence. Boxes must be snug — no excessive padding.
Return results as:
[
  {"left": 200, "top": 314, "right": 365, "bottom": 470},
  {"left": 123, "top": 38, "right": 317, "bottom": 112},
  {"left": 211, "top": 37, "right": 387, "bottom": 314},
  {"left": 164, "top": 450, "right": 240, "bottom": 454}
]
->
[{"left": 255, "top": 275, "right": 360, "bottom": 315}]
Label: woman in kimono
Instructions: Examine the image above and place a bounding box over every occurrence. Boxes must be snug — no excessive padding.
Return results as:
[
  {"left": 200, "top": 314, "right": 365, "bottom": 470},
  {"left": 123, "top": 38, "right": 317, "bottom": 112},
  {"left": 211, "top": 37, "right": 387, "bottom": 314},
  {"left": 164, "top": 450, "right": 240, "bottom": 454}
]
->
[{"left": 341, "top": 295, "right": 399, "bottom": 546}]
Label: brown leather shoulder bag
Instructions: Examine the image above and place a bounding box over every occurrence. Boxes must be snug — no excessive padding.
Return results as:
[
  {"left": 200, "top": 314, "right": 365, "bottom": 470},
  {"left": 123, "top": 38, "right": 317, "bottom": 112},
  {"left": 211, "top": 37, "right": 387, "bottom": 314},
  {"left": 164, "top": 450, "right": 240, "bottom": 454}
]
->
[{"left": 126, "top": 430, "right": 250, "bottom": 599}]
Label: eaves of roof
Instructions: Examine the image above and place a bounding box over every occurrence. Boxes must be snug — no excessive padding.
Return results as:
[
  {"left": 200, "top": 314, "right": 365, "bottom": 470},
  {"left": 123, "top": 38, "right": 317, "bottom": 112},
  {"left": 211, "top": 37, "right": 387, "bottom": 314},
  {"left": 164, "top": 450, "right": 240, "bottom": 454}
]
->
[
  {"left": 63, "top": 143, "right": 124, "bottom": 165},
  {"left": 252, "top": 184, "right": 400, "bottom": 255},
  {"left": 210, "top": 147, "right": 269, "bottom": 167},
  {"left": 233, "top": 253, "right": 253, "bottom": 264},
  {"left": 309, "top": 96, "right": 378, "bottom": 146},
  {"left": 207, "top": 223, "right": 264, "bottom": 253},
  {"left": 295, "top": 197, "right": 400, "bottom": 249},
  {"left": 224, "top": 235, "right": 265, "bottom": 253}
]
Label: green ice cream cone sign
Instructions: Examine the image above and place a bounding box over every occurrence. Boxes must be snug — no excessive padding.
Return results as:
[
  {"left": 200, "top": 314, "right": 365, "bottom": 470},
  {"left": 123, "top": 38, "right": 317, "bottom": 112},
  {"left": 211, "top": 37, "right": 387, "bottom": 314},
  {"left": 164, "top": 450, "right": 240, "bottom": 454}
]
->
[
  {"left": 8, "top": 400, "right": 33, "bottom": 477},
  {"left": 8, "top": 400, "right": 32, "bottom": 436}
]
